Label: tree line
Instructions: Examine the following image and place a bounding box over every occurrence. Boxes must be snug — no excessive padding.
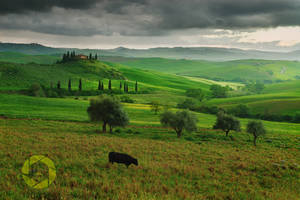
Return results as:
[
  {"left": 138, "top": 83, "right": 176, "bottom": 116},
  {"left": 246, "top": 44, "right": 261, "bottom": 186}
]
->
[
  {"left": 59, "top": 51, "right": 99, "bottom": 63},
  {"left": 27, "top": 79, "right": 139, "bottom": 98},
  {"left": 88, "top": 94, "right": 266, "bottom": 146}
]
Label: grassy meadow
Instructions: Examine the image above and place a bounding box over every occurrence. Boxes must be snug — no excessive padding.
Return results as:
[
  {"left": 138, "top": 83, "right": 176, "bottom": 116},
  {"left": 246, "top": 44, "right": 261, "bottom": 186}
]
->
[
  {"left": 102, "top": 57, "right": 300, "bottom": 82},
  {"left": 0, "top": 53, "right": 300, "bottom": 199}
]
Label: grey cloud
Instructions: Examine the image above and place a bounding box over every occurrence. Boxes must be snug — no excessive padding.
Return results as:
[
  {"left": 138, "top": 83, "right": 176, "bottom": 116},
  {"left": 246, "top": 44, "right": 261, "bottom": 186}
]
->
[
  {"left": 1, "top": 0, "right": 300, "bottom": 37},
  {"left": 0, "top": 0, "right": 100, "bottom": 14}
]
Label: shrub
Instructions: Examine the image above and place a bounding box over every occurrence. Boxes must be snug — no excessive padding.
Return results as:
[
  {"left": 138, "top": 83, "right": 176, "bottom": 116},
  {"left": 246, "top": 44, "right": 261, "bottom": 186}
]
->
[
  {"left": 177, "top": 98, "right": 198, "bottom": 110},
  {"left": 229, "top": 104, "right": 251, "bottom": 118},
  {"left": 186, "top": 88, "right": 205, "bottom": 101},
  {"left": 120, "top": 96, "right": 135, "bottom": 103},
  {"left": 28, "top": 83, "right": 45, "bottom": 97}
]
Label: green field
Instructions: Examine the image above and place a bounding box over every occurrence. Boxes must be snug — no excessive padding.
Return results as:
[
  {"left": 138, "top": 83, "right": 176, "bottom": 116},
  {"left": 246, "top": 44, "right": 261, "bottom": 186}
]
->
[
  {"left": 103, "top": 57, "right": 300, "bottom": 82},
  {"left": 0, "top": 53, "right": 300, "bottom": 199},
  {"left": 0, "top": 93, "right": 300, "bottom": 199},
  {"left": 205, "top": 80, "right": 300, "bottom": 115},
  {"left": 0, "top": 52, "right": 59, "bottom": 64}
]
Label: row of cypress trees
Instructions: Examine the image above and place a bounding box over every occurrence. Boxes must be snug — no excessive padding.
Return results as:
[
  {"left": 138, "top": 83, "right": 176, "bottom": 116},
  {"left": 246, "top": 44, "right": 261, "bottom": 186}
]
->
[{"left": 52, "top": 79, "right": 138, "bottom": 93}]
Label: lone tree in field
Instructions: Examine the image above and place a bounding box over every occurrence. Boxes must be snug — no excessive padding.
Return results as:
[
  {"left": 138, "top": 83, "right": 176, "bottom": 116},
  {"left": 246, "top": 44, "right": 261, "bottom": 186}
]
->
[
  {"left": 150, "top": 101, "right": 161, "bottom": 115},
  {"left": 247, "top": 121, "right": 266, "bottom": 146},
  {"left": 87, "top": 95, "right": 129, "bottom": 133},
  {"left": 213, "top": 111, "right": 241, "bottom": 137},
  {"left": 79, "top": 78, "right": 82, "bottom": 91},
  {"left": 160, "top": 110, "right": 198, "bottom": 138},
  {"left": 68, "top": 79, "right": 72, "bottom": 91}
]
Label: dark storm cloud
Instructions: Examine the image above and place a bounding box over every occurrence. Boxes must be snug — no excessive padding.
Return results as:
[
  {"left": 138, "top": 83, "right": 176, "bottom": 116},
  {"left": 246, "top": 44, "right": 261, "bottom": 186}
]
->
[
  {"left": 0, "top": 0, "right": 100, "bottom": 14},
  {"left": 1, "top": 0, "right": 300, "bottom": 36},
  {"left": 149, "top": 0, "right": 300, "bottom": 29}
]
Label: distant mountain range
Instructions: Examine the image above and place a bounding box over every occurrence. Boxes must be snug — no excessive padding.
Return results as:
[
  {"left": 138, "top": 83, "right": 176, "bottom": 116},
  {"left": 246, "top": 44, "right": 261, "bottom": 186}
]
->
[{"left": 0, "top": 42, "right": 299, "bottom": 61}]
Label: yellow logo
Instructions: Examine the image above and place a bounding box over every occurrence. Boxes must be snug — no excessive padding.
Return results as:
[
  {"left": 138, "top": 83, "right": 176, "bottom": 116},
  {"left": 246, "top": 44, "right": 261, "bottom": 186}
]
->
[{"left": 22, "top": 155, "right": 56, "bottom": 189}]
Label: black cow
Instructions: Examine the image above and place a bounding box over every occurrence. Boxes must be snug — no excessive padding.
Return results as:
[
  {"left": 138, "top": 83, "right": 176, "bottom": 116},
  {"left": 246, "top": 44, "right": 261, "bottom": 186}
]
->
[{"left": 108, "top": 152, "right": 138, "bottom": 168}]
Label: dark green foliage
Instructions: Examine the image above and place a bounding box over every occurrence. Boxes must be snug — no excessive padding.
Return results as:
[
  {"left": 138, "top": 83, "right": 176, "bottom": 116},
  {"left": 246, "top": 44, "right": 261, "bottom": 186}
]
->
[
  {"left": 120, "top": 96, "right": 135, "bottom": 103},
  {"left": 294, "top": 112, "right": 300, "bottom": 123},
  {"left": 213, "top": 111, "right": 241, "bottom": 136},
  {"left": 68, "top": 79, "right": 72, "bottom": 91},
  {"left": 135, "top": 81, "right": 138, "bottom": 93},
  {"left": 124, "top": 82, "right": 129, "bottom": 93},
  {"left": 98, "top": 80, "right": 101, "bottom": 91},
  {"left": 160, "top": 110, "right": 198, "bottom": 138},
  {"left": 120, "top": 82, "right": 122, "bottom": 90},
  {"left": 244, "top": 82, "right": 265, "bottom": 94},
  {"left": 57, "top": 81, "right": 61, "bottom": 89},
  {"left": 186, "top": 88, "right": 205, "bottom": 101},
  {"left": 150, "top": 101, "right": 161, "bottom": 115},
  {"left": 79, "top": 79, "right": 82, "bottom": 91},
  {"left": 28, "top": 83, "right": 45, "bottom": 97},
  {"left": 210, "top": 85, "right": 228, "bottom": 98},
  {"left": 87, "top": 95, "right": 129, "bottom": 133},
  {"left": 195, "top": 105, "right": 220, "bottom": 115},
  {"left": 177, "top": 98, "right": 198, "bottom": 110},
  {"left": 108, "top": 79, "right": 112, "bottom": 90},
  {"left": 247, "top": 121, "right": 266, "bottom": 146},
  {"left": 229, "top": 104, "right": 251, "bottom": 118}
]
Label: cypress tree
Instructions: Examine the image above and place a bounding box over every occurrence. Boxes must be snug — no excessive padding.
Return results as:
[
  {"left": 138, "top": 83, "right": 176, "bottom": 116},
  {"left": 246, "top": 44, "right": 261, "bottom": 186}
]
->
[
  {"left": 95, "top": 54, "right": 98, "bottom": 60},
  {"left": 57, "top": 81, "right": 61, "bottom": 89},
  {"left": 124, "top": 82, "right": 126, "bottom": 93},
  {"left": 79, "top": 78, "right": 82, "bottom": 91},
  {"left": 89, "top": 53, "right": 92, "bottom": 60},
  {"left": 101, "top": 82, "right": 104, "bottom": 90},
  {"left": 98, "top": 80, "right": 101, "bottom": 90},
  {"left": 68, "top": 79, "right": 72, "bottom": 91},
  {"left": 108, "top": 80, "right": 112, "bottom": 90},
  {"left": 125, "top": 83, "right": 128, "bottom": 93},
  {"left": 67, "top": 51, "right": 70, "bottom": 59},
  {"left": 135, "top": 81, "right": 138, "bottom": 93},
  {"left": 120, "top": 82, "right": 122, "bottom": 90}
]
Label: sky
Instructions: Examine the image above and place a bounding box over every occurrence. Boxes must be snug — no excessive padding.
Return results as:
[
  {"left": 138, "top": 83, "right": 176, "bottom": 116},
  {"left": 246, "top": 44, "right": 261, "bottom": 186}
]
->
[{"left": 1, "top": 0, "right": 300, "bottom": 51}]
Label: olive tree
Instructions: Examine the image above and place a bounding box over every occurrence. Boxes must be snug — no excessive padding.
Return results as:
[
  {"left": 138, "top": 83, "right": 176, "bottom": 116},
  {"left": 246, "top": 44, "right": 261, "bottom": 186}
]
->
[
  {"left": 213, "top": 111, "right": 241, "bottom": 136},
  {"left": 247, "top": 121, "right": 266, "bottom": 146},
  {"left": 160, "top": 110, "right": 198, "bottom": 138},
  {"left": 87, "top": 95, "right": 129, "bottom": 133}
]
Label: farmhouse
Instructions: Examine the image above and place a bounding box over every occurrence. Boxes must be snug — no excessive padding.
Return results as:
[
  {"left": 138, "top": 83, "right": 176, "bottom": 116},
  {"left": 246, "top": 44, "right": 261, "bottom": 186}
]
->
[{"left": 75, "top": 54, "right": 88, "bottom": 60}]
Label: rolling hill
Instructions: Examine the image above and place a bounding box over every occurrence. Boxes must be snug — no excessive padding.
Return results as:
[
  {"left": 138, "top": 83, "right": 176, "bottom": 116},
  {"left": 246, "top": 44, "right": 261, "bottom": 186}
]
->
[
  {"left": 206, "top": 80, "right": 300, "bottom": 116},
  {"left": 102, "top": 57, "right": 300, "bottom": 82},
  {"left": 1, "top": 42, "right": 300, "bottom": 61},
  {"left": 0, "top": 60, "right": 210, "bottom": 93},
  {"left": 0, "top": 52, "right": 59, "bottom": 64}
]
